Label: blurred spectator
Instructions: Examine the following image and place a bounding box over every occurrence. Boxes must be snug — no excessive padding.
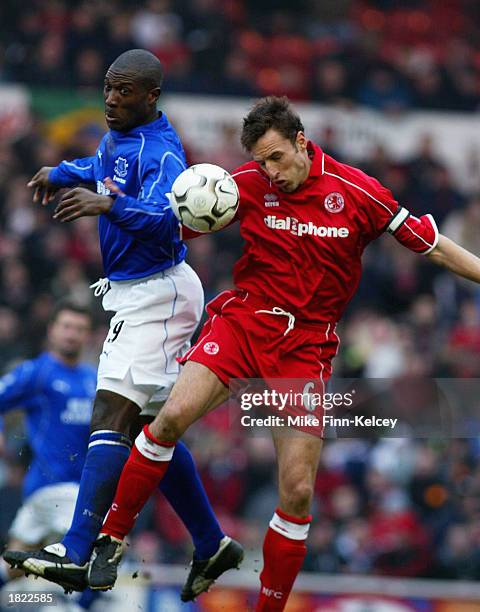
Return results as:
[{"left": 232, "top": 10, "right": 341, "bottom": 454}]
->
[
  {"left": 356, "top": 68, "right": 413, "bottom": 113},
  {"left": 1, "top": 1, "right": 479, "bottom": 112},
  {"left": 311, "top": 59, "right": 352, "bottom": 106}
]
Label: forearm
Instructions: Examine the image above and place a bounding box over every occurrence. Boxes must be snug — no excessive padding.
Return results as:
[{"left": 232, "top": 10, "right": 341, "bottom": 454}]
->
[
  {"left": 107, "top": 194, "right": 176, "bottom": 240},
  {"left": 49, "top": 157, "right": 96, "bottom": 187},
  {"left": 427, "top": 234, "right": 480, "bottom": 283}
]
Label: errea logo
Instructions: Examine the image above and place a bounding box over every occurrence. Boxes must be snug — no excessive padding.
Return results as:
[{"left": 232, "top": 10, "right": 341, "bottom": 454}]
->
[
  {"left": 264, "top": 215, "right": 349, "bottom": 238},
  {"left": 264, "top": 193, "right": 279, "bottom": 207}
]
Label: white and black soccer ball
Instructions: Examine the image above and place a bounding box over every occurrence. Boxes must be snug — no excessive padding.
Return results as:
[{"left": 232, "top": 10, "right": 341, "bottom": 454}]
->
[{"left": 169, "top": 163, "right": 239, "bottom": 233}]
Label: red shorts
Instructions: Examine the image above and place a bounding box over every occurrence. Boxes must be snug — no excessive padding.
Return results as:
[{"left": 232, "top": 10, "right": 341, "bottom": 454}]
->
[{"left": 180, "top": 289, "right": 339, "bottom": 388}]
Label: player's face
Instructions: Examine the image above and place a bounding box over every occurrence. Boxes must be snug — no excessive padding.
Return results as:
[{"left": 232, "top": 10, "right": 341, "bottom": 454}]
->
[
  {"left": 48, "top": 310, "right": 91, "bottom": 361},
  {"left": 251, "top": 129, "right": 311, "bottom": 192},
  {"left": 103, "top": 69, "right": 159, "bottom": 132}
]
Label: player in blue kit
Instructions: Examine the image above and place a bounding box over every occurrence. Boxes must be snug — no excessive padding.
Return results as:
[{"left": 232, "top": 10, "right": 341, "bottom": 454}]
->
[
  {"left": 4, "top": 49, "right": 242, "bottom": 600},
  {"left": 0, "top": 302, "right": 99, "bottom": 610}
]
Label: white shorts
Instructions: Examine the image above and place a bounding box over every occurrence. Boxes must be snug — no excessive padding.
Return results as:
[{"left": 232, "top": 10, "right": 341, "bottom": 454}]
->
[
  {"left": 9, "top": 483, "right": 79, "bottom": 546},
  {"left": 96, "top": 262, "right": 204, "bottom": 410}
]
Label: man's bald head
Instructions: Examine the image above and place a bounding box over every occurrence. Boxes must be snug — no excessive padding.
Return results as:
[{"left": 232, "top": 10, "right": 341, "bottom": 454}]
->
[
  {"left": 104, "top": 49, "right": 164, "bottom": 132},
  {"left": 109, "top": 49, "right": 164, "bottom": 91}
]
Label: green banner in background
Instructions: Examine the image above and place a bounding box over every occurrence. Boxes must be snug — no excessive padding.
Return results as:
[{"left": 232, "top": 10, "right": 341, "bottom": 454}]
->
[
  {"left": 30, "top": 87, "right": 106, "bottom": 146},
  {"left": 30, "top": 87, "right": 103, "bottom": 119}
]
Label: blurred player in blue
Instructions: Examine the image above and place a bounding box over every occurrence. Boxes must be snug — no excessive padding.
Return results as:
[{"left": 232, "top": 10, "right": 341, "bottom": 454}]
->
[
  {"left": 4, "top": 49, "right": 242, "bottom": 601},
  {"left": 0, "top": 301, "right": 99, "bottom": 610}
]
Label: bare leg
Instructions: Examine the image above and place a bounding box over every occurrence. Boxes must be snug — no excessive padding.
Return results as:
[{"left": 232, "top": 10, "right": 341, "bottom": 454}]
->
[
  {"left": 149, "top": 361, "right": 230, "bottom": 441},
  {"left": 255, "top": 429, "right": 322, "bottom": 611},
  {"left": 272, "top": 428, "right": 323, "bottom": 517}
]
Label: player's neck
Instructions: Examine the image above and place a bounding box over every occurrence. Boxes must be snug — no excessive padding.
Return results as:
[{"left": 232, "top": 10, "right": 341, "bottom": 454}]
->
[
  {"left": 50, "top": 350, "right": 80, "bottom": 368},
  {"left": 299, "top": 155, "right": 312, "bottom": 185},
  {"left": 142, "top": 110, "right": 160, "bottom": 126}
]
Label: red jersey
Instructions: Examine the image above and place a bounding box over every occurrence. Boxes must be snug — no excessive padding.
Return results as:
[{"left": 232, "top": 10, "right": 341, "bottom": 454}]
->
[{"left": 230, "top": 141, "right": 438, "bottom": 324}]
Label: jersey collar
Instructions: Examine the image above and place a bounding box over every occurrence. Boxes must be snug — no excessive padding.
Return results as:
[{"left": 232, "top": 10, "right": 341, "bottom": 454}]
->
[
  {"left": 110, "top": 112, "right": 168, "bottom": 137},
  {"left": 306, "top": 140, "right": 324, "bottom": 180}
]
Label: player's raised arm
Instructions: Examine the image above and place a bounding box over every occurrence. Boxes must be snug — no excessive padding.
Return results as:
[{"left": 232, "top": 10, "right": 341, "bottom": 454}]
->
[{"left": 426, "top": 234, "right": 480, "bottom": 283}]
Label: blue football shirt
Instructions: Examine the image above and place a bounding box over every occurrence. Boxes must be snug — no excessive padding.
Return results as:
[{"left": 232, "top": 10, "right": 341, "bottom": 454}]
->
[
  {"left": 0, "top": 353, "right": 96, "bottom": 498},
  {"left": 49, "top": 113, "right": 187, "bottom": 281}
]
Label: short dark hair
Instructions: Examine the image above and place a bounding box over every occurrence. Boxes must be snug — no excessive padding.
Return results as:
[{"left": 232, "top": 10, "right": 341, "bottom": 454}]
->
[
  {"left": 240, "top": 96, "right": 305, "bottom": 151},
  {"left": 109, "top": 49, "right": 164, "bottom": 91},
  {"left": 49, "top": 300, "right": 92, "bottom": 325}
]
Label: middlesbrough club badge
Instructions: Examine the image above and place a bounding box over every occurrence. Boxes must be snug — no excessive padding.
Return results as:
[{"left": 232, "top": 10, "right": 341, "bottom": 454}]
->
[
  {"left": 324, "top": 192, "right": 345, "bottom": 213},
  {"left": 203, "top": 341, "right": 219, "bottom": 355}
]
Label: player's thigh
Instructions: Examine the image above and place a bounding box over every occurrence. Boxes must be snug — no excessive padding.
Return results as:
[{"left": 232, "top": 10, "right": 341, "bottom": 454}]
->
[
  {"left": 271, "top": 427, "right": 323, "bottom": 515},
  {"left": 149, "top": 361, "right": 229, "bottom": 440}
]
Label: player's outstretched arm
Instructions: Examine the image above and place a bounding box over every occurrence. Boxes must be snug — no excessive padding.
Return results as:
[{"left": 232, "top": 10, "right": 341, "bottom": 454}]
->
[
  {"left": 30, "top": 152, "right": 101, "bottom": 206},
  {"left": 426, "top": 234, "right": 480, "bottom": 283}
]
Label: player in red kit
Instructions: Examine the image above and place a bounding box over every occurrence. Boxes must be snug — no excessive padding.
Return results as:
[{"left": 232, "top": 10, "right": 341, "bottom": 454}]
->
[{"left": 87, "top": 97, "right": 480, "bottom": 608}]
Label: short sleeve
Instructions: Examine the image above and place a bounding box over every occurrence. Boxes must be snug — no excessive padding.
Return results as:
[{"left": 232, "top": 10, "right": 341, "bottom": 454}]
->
[{"left": 387, "top": 208, "right": 439, "bottom": 254}]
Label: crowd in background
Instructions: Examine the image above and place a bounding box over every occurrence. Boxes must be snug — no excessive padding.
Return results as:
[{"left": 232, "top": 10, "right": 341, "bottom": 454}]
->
[
  {"left": 0, "top": 0, "right": 479, "bottom": 112},
  {"left": 1, "top": 0, "right": 480, "bottom": 585}
]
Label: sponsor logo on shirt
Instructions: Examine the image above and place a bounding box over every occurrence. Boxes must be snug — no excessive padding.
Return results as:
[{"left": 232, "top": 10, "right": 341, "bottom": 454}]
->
[
  {"left": 60, "top": 398, "right": 92, "bottom": 425},
  {"left": 264, "top": 193, "right": 279, "bottom": 207},
  {"left": 264, "top": 215, "right": 349, "bottom": 238},
  {"left": 324, "top": 192, "right": 345, "bottom": 213},
  {"left": 97, "top": 180, "right": 111, "bottom": 195}
]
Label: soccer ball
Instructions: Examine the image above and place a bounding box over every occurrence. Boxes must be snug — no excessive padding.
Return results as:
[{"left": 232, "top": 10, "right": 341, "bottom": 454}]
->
[{"left": 169, "top": 163, "right": 239, "bottom": 233}]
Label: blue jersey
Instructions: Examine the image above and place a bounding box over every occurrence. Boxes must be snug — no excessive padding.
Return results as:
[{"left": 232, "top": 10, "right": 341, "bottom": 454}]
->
[
  {"left": 0, "top": 353, "right": 96, "bottom": 498},
  {"left": 49, "top": 113, "right": 187, "bottom": 281}
]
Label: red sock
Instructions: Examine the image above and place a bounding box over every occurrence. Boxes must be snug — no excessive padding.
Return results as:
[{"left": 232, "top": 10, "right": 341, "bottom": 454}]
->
[
  {"left": 255, "top": 508, "right": 311, "bottom": 611},
  {"left": 101, "top": 425, "right": 175, "bottom": 540}
]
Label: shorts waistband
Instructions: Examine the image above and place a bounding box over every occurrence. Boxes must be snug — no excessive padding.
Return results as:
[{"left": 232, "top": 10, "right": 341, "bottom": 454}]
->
[
  {"left": 238, "top": 290, "right": 337, "bottom": 333},
  {"left": 109, "top": 262, "right": 185, "bottom": 288}
]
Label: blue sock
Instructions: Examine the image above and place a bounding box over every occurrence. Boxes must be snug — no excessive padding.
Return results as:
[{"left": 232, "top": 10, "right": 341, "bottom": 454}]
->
[
  {"left": 76, "top": 587, "right": 101, "bottom": 610},
  {"left": 159, "top": 440, "right": 224, "bottom": 559},
  {"left": 62, "top": 431, "right": 131, "bottom": 565}
]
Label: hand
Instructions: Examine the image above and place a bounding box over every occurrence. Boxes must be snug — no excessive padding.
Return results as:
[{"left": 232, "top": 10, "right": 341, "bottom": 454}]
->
[
  {"left": 53, "top": 187, "right": 114, "bottom": 222},
  {"left": 103, "top": 176, "right": 125, "bottom": 197},
  {"left": 28, "top": 167, "right": 59, "bottom": 205}
]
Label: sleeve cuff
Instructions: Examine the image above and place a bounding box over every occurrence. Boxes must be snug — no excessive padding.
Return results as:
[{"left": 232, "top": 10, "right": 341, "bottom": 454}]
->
[
  {"left": 48, "top": 167, "right": 63, "bottom": 185},
  {"left": 105, "top": 194, "right": 130, "bottom": 220},
  {"left": 421, "top": 214, "right": 439, "bottom": 255}
]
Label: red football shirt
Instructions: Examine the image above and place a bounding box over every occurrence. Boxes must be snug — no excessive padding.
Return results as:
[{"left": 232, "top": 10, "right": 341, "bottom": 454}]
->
[{"left": 229, "top": 141, "right": 438, "bottom": 324}]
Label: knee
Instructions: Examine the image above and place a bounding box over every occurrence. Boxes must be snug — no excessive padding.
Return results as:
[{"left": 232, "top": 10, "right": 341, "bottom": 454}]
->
[
  {"left": 280, "top": 480, "right": 315, "bottom": 517},
  {"left": 149, "top": 399, "right": 189, "bottom": 442},
  {"left": 90, "top": 390, "right": 140, "bottom": 434}
]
